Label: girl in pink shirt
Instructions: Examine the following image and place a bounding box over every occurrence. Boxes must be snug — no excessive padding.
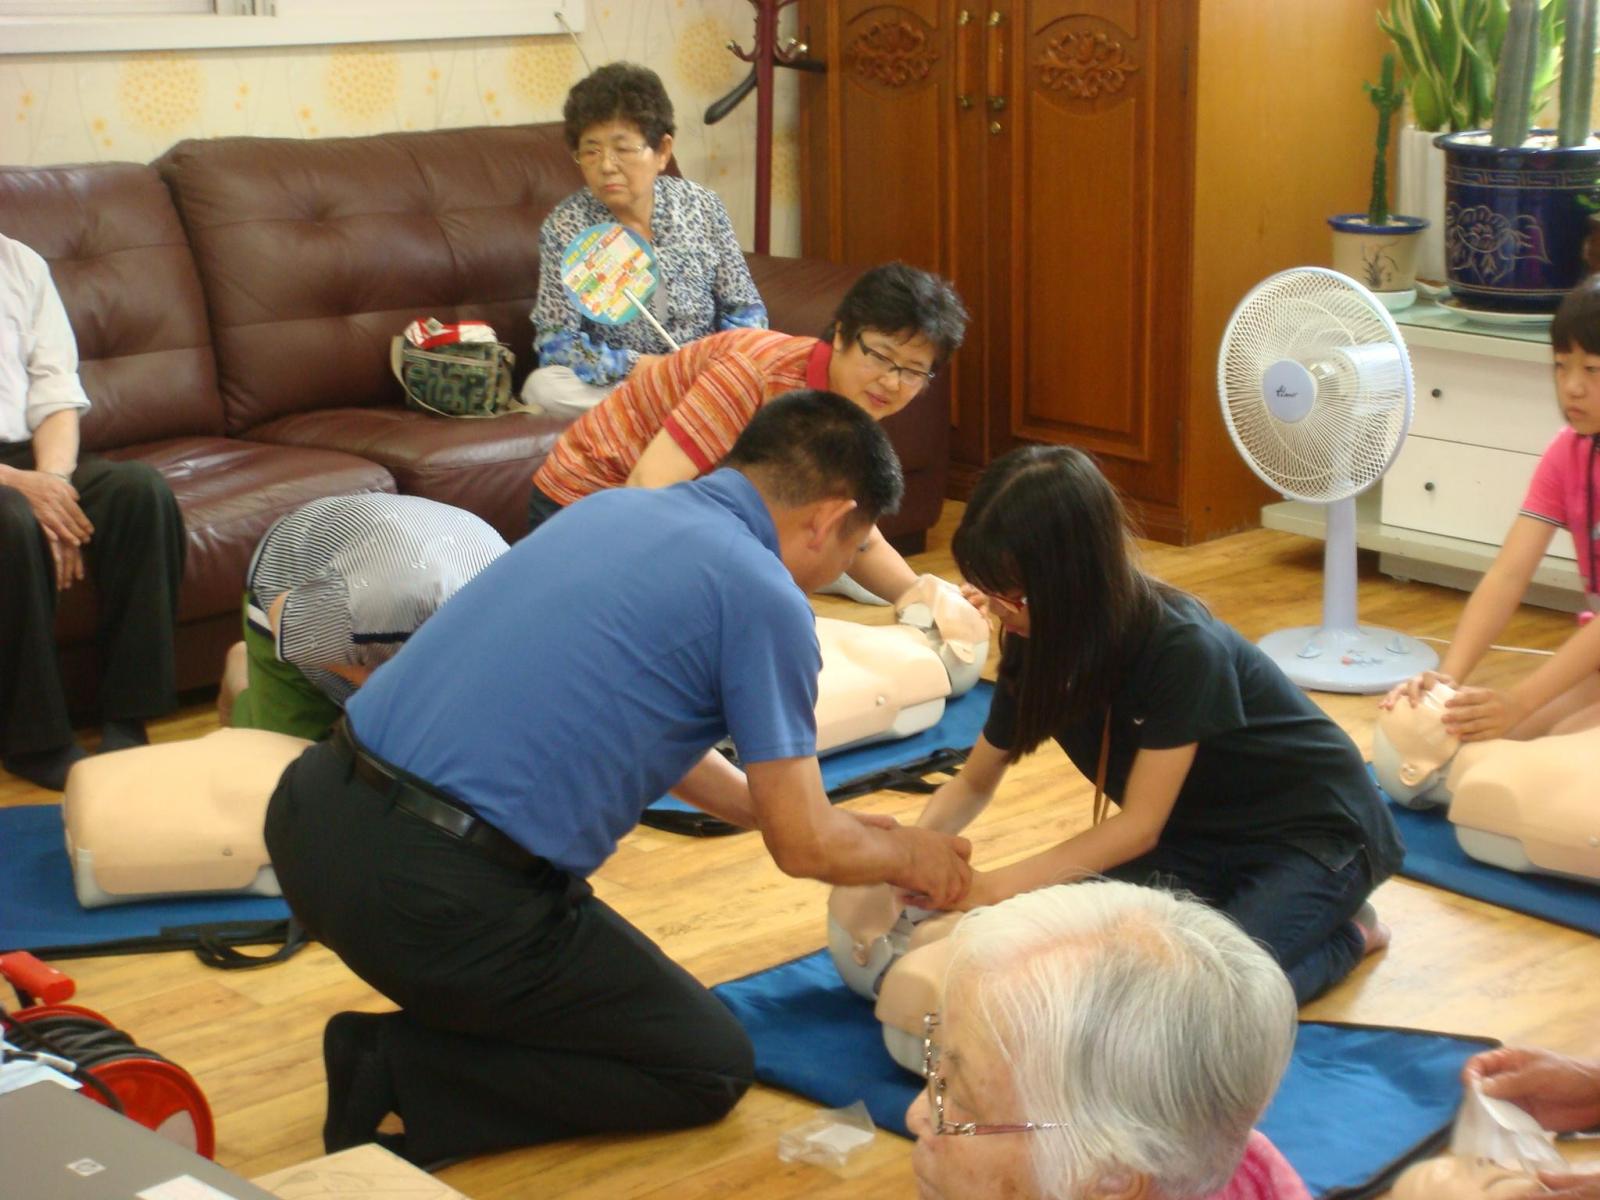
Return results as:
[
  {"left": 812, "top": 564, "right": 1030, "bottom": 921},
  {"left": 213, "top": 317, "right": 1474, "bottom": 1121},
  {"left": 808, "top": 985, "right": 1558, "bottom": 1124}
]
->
[{"left": 1384, "top": 278, "right": 1600, "bottom": 741}]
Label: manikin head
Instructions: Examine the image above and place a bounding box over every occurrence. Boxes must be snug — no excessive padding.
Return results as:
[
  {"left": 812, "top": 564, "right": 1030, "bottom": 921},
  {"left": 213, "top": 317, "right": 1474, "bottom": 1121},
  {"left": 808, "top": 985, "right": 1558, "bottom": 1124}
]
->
[
  {"left": 722, "top": 390, "right": 904, "bottom": 594},
  {"left": 906, "top": 882, "right": 1297, "bottom": 1200},
  {"left": 1373, "top": 684, "right": 1461, "bottom": 808},
  {"left": 1389, "top": 1156, "right": 1543, "bottom": 1200}
]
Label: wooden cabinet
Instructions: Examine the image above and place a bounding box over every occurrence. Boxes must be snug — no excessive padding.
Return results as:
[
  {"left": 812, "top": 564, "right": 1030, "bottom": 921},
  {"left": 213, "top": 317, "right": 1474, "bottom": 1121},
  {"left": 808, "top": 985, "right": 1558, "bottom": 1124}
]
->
[{"left": 798, "top": 1, "right": 1389, "bottom": 542}]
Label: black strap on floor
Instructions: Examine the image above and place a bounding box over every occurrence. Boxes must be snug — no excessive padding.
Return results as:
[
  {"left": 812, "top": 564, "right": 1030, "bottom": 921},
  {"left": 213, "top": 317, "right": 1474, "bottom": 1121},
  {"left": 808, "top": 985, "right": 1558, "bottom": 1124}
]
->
[
  {"left": 28, "top": 916, "right": 311, "bottom": 967},
  {"left": 639, "top": 745, "right": 973, "bottom": 838}
]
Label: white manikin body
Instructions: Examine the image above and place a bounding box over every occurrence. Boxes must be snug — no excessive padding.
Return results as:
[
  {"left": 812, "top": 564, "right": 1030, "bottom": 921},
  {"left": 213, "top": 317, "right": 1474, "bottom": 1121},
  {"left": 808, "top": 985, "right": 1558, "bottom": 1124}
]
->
[
  {"left": 814, "top": 575, "right": 989, "bottom": 755},
  {"left": 1373, "top": 684, "right": 1600, "bottom": 885},
  {"left": 62, "top": 728, "right": 313, "bottom": 908}
]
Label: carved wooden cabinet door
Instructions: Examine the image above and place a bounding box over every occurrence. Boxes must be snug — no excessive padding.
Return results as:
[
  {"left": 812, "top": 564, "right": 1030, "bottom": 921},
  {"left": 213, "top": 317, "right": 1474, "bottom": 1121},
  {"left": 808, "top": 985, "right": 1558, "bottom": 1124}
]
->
[
  {"left": 800, "top": 0, "right": 1192, "bottom": 507},
  {"left": 988, "top": 0, "right": 1193, "bottom": 510},
  {"left": 798, "top": 1, "right": 990, "bottom": 474}
]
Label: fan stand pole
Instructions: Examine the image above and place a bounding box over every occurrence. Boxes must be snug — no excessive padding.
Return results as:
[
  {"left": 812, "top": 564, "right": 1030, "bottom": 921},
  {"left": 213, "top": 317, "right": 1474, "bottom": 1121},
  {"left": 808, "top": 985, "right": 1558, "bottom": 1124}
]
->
[
  {"left": 1322, "top": 497, "right": 1360, "bottom": 632},
  {"left": 1256, "top": 496, "right": 1439, "bottom": 695}
]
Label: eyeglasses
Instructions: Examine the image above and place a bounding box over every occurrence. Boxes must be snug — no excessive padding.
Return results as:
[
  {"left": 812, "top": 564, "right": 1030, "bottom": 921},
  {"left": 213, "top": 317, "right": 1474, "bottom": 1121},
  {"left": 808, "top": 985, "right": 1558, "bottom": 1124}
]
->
[
  {"left": 574, "top": 142, "right": 652, "bottom": 168},
  {"left": 856, "top": 334, "right": 936, "bottom": 390},
  {"left": 921, "top": 1013, "right": 1069, "bottom": 1137}
]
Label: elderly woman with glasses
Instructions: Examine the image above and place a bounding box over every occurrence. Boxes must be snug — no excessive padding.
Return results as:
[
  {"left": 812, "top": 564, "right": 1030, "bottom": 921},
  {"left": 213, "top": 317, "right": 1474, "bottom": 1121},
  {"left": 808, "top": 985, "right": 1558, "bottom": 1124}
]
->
[
  {"left": 523, "top": 62, "right": 768, "bottom": 421},
  {"left": 526, "top": 262, "right": 970, "bottom": 612},
  {"left": 906, "top": 881, "right": 1310, "bottom": 1200}
]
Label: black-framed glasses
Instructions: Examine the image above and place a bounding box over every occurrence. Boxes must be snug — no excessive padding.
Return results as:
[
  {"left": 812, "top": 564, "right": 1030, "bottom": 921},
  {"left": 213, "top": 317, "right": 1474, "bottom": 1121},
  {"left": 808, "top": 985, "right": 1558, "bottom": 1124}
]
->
[
  {"left": 921, "top": 1013, "right": 1070, "bottom": 1137},
  {"left": 856, "top": 334, "right": 936, "bottom": 389},
  {"left": 574, "top": 142, "right": 651, "bottom": 168}
]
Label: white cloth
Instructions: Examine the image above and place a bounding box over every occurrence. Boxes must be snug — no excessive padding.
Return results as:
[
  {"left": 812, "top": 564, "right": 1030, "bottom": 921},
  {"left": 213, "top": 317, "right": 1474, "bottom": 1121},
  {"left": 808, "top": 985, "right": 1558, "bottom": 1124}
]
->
[
  {"left": 0, "top": 235, "right": 91, "bottom": 445},
  {"left": 520, "top": 364, "right": 621, "bottom": 421}
]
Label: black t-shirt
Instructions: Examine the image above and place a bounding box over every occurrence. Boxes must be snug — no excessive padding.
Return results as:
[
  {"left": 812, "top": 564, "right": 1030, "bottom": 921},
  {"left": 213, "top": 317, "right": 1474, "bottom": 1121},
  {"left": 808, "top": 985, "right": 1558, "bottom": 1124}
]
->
[{"left": 983, "top": 594, "right": 1403, "bottom": 876}]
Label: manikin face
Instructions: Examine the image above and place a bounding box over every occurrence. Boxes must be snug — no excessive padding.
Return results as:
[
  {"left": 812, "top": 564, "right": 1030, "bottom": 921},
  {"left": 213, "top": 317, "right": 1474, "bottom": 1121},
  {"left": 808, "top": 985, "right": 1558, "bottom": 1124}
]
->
[
  {"left": 905, "top": 981, "right": 1049, "bottom": 1200},
  {"left": 1373, "top": 684, "right": 1460, "bottom": 802},
  {"left": 829, "top": 328, "right": 938, "bottom": 420},
  {"left": 576, "top": 119, "right": 671, "bottom": 222},
  {"left": 1553, "top": 348, "right": 1600, "bottom": 436}
]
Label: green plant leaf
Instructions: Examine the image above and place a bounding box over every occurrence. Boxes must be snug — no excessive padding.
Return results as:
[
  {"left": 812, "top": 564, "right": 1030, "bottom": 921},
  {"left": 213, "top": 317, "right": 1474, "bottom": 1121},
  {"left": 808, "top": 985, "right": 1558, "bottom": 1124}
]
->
[{"left": 1411, "top": 69, "right": 1448, "bottom": 127}]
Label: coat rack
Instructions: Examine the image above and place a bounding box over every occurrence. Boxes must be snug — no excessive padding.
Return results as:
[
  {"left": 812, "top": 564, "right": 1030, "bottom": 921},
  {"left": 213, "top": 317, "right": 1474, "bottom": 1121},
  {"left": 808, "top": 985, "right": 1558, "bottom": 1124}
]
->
[{"left": 704, "top": 0, "right": 824, "bottom": 254}]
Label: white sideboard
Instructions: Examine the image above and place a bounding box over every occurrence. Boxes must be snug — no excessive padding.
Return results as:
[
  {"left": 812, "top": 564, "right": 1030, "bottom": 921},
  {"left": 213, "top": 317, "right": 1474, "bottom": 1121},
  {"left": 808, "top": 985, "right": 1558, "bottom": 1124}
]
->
[{"left": 1259, "top": 298, "right": 1585, "bottom": 613}]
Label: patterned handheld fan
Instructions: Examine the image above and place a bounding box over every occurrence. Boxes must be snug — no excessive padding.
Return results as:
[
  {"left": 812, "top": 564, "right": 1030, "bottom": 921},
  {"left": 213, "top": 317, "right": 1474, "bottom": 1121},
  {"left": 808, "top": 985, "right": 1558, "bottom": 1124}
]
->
[
  {"left": 560, "top": 222, "right": 679, "bottom": 351},
  {"left": 1218, "top": 267, "right": 1438, "bottom": 693}
]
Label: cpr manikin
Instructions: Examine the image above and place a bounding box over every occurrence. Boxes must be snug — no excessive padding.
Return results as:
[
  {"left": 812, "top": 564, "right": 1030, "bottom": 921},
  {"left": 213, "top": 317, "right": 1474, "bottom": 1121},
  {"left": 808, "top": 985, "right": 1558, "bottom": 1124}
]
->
[
  {"left": 62, "top": 728, "right": 312, "bottom": 907},
  {"left": 1374, "top": 682, "right": 1600, "bottom": 884},
  {"left": 64, "top": 576, "right": 986, "bottom": 910},
  {"left": 813, "top": 574, "right": 989, "bottom": 754},
  {"left": 1389, "top": 1158, "right": 1542, "bottom": 1199}
]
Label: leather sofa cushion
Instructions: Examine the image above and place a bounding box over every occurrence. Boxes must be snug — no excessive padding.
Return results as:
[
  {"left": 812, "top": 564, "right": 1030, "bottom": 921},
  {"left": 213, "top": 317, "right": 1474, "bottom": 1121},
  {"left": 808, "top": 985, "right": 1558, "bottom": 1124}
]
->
[
  {"left": 246, "top": 407, "right": 568, "bottom": 542},
  {"left": 54, "top": 436, "right": 395, "bottom": 644},
  {"left": 0, "top": 163, "right": 224, "bottom": 450},
  {"left": 158, "top": 124, "right": 584, "bottom": 435}
]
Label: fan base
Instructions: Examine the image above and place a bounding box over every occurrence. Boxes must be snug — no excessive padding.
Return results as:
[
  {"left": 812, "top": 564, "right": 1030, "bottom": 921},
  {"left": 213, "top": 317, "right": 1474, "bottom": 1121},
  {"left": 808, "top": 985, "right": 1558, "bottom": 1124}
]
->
[{"left": 1257, "top": 626, "right": 1439, "bottom": 695}]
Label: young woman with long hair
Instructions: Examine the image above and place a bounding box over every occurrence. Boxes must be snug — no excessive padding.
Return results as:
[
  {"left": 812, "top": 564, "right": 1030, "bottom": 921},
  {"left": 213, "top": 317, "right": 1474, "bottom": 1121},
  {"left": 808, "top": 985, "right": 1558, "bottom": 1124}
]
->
[{"left": 921, "top": 445, "right": 1402, "bottom": 1004}]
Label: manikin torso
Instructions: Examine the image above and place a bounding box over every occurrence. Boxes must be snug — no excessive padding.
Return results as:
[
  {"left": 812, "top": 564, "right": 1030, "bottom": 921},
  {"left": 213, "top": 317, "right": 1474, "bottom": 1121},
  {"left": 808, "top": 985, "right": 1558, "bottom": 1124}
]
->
[
  {"left": 1389, "top": 1156, "right": 1542, "bottom": 1199},
  {"left": 1373, "top": 684, "right": 1600, "bottom": 883}
]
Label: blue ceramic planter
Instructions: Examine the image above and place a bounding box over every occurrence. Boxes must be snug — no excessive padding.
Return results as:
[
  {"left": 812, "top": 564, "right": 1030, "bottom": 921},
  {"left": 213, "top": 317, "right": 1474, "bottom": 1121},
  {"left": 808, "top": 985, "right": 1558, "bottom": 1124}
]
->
[{"left": 1436, "top": 131, "right": 1600, "bottom": 313}]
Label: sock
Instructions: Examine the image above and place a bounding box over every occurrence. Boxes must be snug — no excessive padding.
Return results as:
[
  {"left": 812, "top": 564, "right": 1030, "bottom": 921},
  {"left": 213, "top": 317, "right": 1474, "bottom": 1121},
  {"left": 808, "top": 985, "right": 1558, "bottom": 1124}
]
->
[
  {"left": 98, "top": 719, "right": 149, "bottom": 754},
  {"left": 3, "top": 742, "right": 87, "bottom": 791}
]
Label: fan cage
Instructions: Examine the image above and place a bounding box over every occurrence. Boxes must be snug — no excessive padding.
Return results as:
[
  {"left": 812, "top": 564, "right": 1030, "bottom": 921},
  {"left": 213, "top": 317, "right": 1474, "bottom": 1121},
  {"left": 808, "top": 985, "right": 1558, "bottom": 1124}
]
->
[{"left": 1218, "top": 268, "right": 1414, "bottom": 504}]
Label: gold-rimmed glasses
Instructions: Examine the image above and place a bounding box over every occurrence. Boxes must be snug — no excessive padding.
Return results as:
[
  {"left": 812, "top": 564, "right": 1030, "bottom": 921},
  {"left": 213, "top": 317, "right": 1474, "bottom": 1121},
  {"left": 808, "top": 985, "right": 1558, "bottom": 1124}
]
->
[
  {"left": 921, "top": 1013, "right": 1070, "bottom": 1137},
  {"left": 574, "top": 142, "right": 652, "bottom": 168}
]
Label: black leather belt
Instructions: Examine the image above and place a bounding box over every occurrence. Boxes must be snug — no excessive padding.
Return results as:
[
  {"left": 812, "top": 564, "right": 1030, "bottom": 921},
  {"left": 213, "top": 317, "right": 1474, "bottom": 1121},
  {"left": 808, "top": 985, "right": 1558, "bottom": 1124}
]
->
[{"left": 330, "top": 719, "right": 540, "bottom": 873}]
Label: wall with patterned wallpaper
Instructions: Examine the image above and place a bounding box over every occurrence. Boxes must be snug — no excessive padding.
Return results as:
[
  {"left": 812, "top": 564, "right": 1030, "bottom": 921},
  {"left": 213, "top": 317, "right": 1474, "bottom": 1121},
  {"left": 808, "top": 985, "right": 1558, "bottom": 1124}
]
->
[{"left": 0, "top": 2, "right": 803, "bottom": 254}]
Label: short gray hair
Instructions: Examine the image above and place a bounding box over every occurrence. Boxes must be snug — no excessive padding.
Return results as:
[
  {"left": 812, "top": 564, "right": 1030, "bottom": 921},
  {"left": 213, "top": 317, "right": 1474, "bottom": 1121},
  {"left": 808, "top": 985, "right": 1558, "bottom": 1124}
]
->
[{"left": 946, "top": 881, "right": 1296, "bottom": 1199}]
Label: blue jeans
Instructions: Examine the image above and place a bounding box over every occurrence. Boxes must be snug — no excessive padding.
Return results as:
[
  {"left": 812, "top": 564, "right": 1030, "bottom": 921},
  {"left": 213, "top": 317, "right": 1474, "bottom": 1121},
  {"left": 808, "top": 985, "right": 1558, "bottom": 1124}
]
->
[{"left": 1108, "top": 837, "right": 1374, "bottom": 1005}]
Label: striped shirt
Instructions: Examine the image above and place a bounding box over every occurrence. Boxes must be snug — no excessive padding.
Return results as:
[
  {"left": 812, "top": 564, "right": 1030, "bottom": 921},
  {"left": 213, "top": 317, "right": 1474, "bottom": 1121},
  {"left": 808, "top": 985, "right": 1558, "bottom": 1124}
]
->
[
  {"left": 246, "top": 494, "right": 508, "bottom": 703},
  {"left": 533, "top": 328, "right": 831, "bottom": 506}
]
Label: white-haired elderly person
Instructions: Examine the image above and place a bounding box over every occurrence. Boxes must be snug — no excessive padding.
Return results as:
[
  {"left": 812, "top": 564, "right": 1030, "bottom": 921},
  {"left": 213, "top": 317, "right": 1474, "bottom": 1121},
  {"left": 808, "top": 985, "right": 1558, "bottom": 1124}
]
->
[{"left": 906, "top": 881, "right": 1309, "bottom": 1200}]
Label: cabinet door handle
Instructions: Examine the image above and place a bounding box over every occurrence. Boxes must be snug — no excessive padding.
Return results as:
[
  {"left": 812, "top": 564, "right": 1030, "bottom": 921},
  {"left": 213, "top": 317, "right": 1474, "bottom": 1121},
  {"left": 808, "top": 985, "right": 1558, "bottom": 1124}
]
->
[
  {"left": 956, "top": 10, "right": 976, "bottom": 111},
  {"left": 985, "top": 9, "right": 1006, "bottom": 118}
]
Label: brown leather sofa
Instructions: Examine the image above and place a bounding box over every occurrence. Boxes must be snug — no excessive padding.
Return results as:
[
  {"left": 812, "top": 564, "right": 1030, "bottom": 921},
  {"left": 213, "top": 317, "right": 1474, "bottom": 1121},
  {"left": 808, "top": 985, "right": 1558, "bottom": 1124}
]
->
[{"left": 0, "top": 122, "right": 949, "bottom": 710}]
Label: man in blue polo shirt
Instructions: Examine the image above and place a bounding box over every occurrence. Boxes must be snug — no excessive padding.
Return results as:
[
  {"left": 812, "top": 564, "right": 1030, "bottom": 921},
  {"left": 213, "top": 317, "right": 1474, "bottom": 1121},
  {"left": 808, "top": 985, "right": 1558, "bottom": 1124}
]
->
[{"left": 263, "top": 390, "right": 973, "bottom": 1168}]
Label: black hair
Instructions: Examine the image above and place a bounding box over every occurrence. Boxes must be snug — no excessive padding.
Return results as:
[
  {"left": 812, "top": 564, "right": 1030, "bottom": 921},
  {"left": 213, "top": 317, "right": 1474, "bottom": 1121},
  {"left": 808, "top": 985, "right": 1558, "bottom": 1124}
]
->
[
  {"left": 563, "top": 62, "right": 676, "bottom": 151},
  {"left": 1550, "top": 274, "right": 1600, "bottom": 356},
  {"left": 722, "top": 390, "right": 904, "bottom": 527},
  {"left": 827, "top": 262, "right": 968, "bottom": 361},
  {"left": 953, "top": 445, "right": 1174, "bottom": 760}
]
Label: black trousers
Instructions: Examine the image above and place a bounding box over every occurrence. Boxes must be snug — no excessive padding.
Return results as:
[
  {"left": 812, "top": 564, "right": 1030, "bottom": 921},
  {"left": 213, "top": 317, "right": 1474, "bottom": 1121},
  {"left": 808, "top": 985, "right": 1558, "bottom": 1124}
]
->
[
  {"left": 0, "top": 443, "right": 186, "bottom": 756},
  {"left": 263, "top": 739, "right": 755, "bottom": 1165},
  {"left": 524, "top": 484, "right": 564, "bottom": 539}
]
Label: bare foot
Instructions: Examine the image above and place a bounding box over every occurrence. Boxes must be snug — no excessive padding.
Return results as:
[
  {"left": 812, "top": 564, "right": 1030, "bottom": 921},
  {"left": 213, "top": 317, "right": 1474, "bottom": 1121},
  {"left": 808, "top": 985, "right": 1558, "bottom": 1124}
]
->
[{"left": 1353, "top": 901, "right": 1391, "bottom": 957}]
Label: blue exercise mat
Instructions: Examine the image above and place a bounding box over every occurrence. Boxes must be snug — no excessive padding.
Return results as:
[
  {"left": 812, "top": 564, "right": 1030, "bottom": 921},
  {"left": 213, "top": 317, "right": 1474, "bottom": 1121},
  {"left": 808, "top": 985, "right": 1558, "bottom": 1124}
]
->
[
  {"left": 1373, "top": 770, "right": 1600, "bottom": 936},
  {"left": 0, "top": 803, "right": 293, "bottom": 959},
  {"left": 714, "top": 950, "right": 1494, "bottom": 1200},
  {"left": 645, "top": 682, "right": 993, "bottom": 834}
]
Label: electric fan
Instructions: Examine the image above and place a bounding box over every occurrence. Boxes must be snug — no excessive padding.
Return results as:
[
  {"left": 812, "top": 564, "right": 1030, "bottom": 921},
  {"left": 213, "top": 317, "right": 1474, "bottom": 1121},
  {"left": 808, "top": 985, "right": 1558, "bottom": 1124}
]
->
[{"left": 1218, "top": 267, "right": 1438, "bottom": 694}]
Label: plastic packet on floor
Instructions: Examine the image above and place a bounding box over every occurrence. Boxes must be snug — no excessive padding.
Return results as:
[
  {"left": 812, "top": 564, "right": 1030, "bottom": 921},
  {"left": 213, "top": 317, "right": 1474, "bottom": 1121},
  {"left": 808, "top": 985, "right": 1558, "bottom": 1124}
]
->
[{"left": 778, "top": 1099, "right": 877, "bottom": 1172}]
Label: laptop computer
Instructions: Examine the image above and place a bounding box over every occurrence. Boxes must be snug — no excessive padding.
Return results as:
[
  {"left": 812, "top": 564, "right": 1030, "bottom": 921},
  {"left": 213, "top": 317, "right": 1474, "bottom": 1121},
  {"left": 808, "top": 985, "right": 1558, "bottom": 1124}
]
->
[{"left": 0, "top": 1080, "right": 282, "bottom": 1200}]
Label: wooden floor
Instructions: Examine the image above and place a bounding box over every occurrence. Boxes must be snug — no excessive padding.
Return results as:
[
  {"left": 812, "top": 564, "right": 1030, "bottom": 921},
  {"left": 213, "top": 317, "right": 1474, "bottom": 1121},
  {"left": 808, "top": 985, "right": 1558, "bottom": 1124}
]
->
[{"left": 5, "top": 503, "right": 1598, "bottom": 1197}]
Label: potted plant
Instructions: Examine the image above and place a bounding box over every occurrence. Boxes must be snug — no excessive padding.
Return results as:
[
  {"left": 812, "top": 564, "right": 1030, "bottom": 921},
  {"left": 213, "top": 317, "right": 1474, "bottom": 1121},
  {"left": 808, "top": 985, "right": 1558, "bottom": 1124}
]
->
[
  {"left": 1378, "top": 0, "right": 1565, "bottom": 282},
  {"left": 1330, "top": 55, "right": 1431, "bottom": 307},
  {"left": 1437, "top": 0, "right": 1600, "bottom": 312}
]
